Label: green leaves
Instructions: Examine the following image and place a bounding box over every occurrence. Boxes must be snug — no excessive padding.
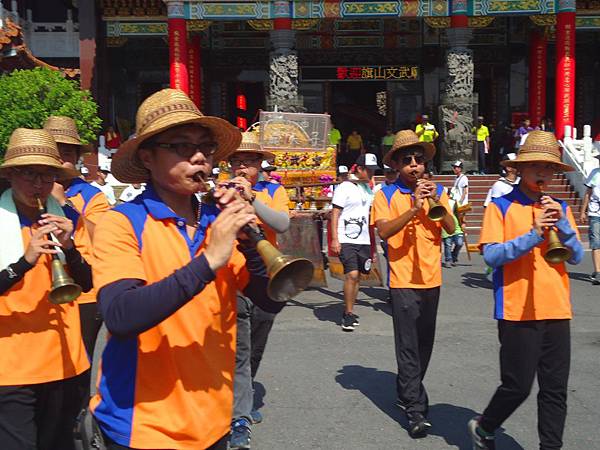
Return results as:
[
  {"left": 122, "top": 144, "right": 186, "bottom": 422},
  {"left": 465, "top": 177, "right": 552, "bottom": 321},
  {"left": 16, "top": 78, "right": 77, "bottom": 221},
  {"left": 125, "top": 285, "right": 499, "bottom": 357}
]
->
[{"left": 0, "top": 68, "right": 102, "bottom": 159}]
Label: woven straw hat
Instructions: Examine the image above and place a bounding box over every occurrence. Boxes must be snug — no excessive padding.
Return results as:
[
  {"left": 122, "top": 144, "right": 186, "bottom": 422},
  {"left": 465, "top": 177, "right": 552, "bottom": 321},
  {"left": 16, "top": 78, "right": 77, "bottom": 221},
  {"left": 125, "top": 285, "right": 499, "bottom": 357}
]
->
[
  {"left": 43, "top": 115, "right": 93, "bottom": 155},
  {"left": 501, "top": 130, "right": 574, "bottom": 172},
  {"left": 230, "top": 131, "right": 275, "bottom": 160},
  {"left": 383, "top": 129, "right": 435, "bottom": 165},
  {"left": 0, "top": 128, "right": 80, "bottom": 180},
  {"left": 111, "top": 89, "right": 242, "bottom": 183}
]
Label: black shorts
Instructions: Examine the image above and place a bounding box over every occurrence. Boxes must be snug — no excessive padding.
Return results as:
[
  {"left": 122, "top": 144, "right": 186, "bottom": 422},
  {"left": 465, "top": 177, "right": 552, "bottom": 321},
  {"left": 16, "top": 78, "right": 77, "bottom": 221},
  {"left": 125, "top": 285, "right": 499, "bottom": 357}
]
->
[{"left": 339, "top": 243, "right": 372, "bottom": 274}]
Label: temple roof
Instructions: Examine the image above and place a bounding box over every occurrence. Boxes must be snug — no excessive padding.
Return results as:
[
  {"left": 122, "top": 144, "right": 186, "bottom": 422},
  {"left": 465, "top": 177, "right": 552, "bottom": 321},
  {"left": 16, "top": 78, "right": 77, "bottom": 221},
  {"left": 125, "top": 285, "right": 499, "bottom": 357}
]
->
[{"left": 0, "top": 17, "right": 79, "bottom": 78}]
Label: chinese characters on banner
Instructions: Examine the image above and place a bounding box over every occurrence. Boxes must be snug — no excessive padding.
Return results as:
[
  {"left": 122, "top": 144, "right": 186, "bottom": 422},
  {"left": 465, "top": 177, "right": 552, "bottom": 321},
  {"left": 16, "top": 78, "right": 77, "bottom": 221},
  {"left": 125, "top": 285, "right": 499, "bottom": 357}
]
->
[{"left": 335, "top": 65, "right": 419, "bottom": 81}]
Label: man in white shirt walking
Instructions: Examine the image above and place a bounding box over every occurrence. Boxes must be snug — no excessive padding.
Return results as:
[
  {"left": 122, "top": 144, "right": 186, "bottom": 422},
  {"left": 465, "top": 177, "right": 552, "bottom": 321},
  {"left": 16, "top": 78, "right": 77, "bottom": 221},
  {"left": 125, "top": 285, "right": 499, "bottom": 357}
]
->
[
  {"left": 579, "top": 153, "right": 600, "bottom": 284},
  {"left": 91, "top": 163, "right": 117, "bottom": 206},
  {"left": 450, "top": 160, "right": 469, "bottom": 207},
  {"left": 330, "top": 153, "right": 379, "bottom": 331}
]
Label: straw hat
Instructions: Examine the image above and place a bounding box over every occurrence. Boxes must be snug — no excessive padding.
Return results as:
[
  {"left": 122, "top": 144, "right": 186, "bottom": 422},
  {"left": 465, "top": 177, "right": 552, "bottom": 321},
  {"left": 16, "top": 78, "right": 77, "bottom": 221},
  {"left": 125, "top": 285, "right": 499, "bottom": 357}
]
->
[
  {"left": 383, "top": 130, "right": 435, "bottom": 165},
  {"left": 43, "top": 115, "right": 92, "bottom": 154},
  {"left": 111, "top": 89, "right": 242, "bottom": 183},
  {"left": 0, "top": 128, "right": 80, "bottom": 180},
  {"left": 501, "top": 130, "right": 574, "bottom": 172},
  {"left": 230, "top": 131, "right": 275, "bottom": 160}
]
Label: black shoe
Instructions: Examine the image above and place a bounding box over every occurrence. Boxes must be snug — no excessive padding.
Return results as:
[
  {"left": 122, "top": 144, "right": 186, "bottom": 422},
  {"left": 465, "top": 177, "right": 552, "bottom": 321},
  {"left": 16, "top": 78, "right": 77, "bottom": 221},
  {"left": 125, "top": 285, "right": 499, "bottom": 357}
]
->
[
  {"left": 591, "top": 272, "right": 600, "bottom": 285},
  {"left": 341, "top": 313, "right": 355, "bottom": 331},
  {"left": 407, "top": 412, "right": 431, "bottom": 438},
  {"left": 467, "top": 416, "right": 495, "bottom": 449},
  {"left": 350, "top": 312, "right": 359, "bottom": 326},
  {"left": 230, "top": 419, "right": 251, "bottom": 449}
]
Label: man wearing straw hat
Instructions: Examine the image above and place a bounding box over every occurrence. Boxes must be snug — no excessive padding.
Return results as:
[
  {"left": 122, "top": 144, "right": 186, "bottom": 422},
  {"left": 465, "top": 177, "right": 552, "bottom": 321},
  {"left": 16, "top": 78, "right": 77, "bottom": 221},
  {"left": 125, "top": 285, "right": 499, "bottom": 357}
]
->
[
  {"left": 371, "top": 130, "right": 455, "bottom": 438},
  {"left": 90, "top": 89, "right": 281, "bottom": 449},
  {"left": 469, "top": 131, "right": 583, "bottom": 450},
  {"left": 0, "top": 128, "right": 93, "bottom": 450},
  {"left": 224, "top": 131, "right": 291, "bottom": 449},
  {"left": 44, "top": 116, "right": 111, "bottom": 357}
]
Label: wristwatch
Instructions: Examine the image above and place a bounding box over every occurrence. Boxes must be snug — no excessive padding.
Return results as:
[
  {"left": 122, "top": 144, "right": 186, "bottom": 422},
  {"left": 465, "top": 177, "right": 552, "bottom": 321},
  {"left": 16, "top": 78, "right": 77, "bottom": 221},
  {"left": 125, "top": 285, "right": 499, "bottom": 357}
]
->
[{"left": 6, "top": 264, "right": 18, "bottom": 279}]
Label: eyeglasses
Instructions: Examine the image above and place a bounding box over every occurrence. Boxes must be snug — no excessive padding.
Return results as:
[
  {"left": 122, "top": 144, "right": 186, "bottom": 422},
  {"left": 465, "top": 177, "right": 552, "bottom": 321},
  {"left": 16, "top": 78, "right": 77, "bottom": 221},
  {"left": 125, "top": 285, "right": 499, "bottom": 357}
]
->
[
  {"left": 145, "top": 142, "right": 218, "bottom": 158},
  {"left": 400, "top": 154, "right": 425, "bottom": 166},
  {"left": 229, "top": 157, "right": 262, "bottom": 167},
  {"left": 14, "top": 168, "right": 58, "bottom": 183}
]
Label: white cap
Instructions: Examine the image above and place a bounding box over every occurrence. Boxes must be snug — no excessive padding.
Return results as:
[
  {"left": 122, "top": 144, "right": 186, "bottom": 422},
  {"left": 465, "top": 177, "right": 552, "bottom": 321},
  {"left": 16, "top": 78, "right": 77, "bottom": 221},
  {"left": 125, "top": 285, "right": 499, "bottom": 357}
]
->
[
  {"left": 361, "top": 153, "right": 380, "bottom": 169},
  {"left": 212, "top": 167, "right": 220, "bottom": 175},
  {"left": 506, "top": 153, "right": 517, "bottom": 161},
  {"left": 99, "top": 162, "right": 111, "bottom": 172},
  {"left": 261, "top": 160, "right": 270, "bottom": 169},
  {"left": 338, "top": 165, "right": 349, "bottom": 174},
  {"left": 80, "top": 166, "right": 89, "bottom": 175},
  {"left": 452, "top": 160, "right": 463, "bottom": 167},
  {"left": 383, "top": 164, "right": 394, "bottom": 171}
]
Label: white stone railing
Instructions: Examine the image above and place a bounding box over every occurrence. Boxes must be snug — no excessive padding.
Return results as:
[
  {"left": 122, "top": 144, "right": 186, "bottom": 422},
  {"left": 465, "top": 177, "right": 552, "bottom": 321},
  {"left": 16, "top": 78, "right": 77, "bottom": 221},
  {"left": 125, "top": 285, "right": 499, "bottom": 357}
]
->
[
  {"left": 560, "top": 125, "right": 600, "bottom": 199},
  {"left": 21, "top": 9, "right": 80, "bottom": 58}
]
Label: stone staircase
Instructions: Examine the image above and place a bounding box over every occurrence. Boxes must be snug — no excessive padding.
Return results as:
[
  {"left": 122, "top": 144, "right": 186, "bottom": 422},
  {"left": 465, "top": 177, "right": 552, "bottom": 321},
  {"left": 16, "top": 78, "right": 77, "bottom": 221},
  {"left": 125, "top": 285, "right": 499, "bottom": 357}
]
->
[{"left": 433, "top": 174, "right": 589, "bottom": 246}]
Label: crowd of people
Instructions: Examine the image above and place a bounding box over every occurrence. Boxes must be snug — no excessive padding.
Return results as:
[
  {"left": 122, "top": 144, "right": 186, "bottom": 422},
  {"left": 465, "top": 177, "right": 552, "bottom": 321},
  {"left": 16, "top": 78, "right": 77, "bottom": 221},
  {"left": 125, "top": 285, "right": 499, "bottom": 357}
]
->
[{"left": 0, "top": 87, "right": 595, "bottom": 450}]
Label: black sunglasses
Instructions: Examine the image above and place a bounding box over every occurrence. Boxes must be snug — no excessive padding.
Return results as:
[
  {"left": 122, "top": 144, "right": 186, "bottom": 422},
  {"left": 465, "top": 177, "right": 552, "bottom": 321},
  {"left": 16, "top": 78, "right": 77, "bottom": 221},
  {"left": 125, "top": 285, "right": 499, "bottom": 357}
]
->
[
  {"left": 143, "top": 142, "right": 218, "bottom": 158},
  {"left": 400, "top": 154, "right": 425, "bottom": 166}
]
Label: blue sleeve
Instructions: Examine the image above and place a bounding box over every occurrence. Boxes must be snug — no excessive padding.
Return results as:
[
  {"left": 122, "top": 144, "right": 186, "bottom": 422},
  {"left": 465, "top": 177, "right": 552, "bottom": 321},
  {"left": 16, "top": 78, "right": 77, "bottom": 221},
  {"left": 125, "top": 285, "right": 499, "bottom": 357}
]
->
[
  {"left": 97, "top": 254, "right": 216, "bottom": 338},
  {"left": 483, "top": 230, "right": 544, "bottom": 268},
  {"left": 554, "top": 217, "right": 584, "bottom": 265}
]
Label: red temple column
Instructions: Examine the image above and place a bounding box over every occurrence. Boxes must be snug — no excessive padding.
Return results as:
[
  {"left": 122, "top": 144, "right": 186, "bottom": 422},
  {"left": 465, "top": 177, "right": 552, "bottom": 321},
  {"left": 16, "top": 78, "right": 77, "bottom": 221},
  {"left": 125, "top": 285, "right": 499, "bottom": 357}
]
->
[
  {"left": 187, "top": 35, "right": 201, "bottom": 108},
  {"left": 168, "top": 2, "right": 188, "bottom": 93},
  {"left": 528, "top": 31, "right": 547, "bottom": 128},
  {"left": 555, "top": 4, "right": 576, "bottom": 140}
]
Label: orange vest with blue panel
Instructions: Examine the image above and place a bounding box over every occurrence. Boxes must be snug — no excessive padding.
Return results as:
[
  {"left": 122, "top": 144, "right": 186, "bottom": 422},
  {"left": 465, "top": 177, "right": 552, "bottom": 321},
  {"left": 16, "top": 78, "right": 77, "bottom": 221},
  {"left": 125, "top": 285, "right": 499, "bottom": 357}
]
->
[
  {"left": 90, "top": 186, "right": 248, "bottom": 449},
  {"left": 64, "top": 177, "right": 109, "bottom": 303},
  {"left": 479, "top": 187, "right": 580, "bottom": 321},
  {"left": 370, "top": 180, "right": 450, "bottom": 289}
]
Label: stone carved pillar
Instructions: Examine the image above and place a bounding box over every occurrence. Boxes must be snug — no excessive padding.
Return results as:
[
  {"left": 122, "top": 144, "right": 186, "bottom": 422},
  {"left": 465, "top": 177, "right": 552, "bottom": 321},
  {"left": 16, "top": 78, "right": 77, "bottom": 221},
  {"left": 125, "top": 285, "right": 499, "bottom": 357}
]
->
[
  {"left": 267, "top": 1, "right": 303, "bottom": 112},
  {"left": 439, "top": 27, "right": 476, "bottom": 172}
]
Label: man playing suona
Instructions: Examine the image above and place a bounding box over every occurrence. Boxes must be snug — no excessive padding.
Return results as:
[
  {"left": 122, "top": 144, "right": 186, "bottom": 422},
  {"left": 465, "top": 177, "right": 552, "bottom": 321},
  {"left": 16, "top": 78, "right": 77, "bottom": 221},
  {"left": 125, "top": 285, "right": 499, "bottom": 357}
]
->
[
  {"left": 90, "top": 89, "right": 282, "bottom": 449},
  {"left": 371, "top": 130, "right": 455, "bottom": 438}
]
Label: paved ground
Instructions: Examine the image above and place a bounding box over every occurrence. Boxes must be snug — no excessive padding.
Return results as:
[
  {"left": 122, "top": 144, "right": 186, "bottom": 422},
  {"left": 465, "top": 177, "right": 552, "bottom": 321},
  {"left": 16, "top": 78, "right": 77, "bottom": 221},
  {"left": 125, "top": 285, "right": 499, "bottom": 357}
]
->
[{"left": 249, "top": 253, "right": 600, "bottom": 450}]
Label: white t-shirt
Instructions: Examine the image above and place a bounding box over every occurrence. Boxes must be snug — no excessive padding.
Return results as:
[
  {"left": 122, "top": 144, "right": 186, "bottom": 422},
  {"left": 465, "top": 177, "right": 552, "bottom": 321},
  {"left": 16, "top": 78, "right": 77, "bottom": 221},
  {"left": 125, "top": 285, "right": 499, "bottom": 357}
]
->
[
  {"left": 484, "top": 177, "right": 520, "bottom": 207},
  {"left": 450, "top": 174, "right": 469, "bottom": 205},
  {"left": 584, "top": 168, "right": 600, "bottom": 217},
  {"left": 331, "top": 180, "right": 374, "bottom": 245},
  {"left": 119, "top": 184, "right": 145, "bottom": 202},
  {"left": 91, "top": 181, "right": 117, "bottom": 206}
]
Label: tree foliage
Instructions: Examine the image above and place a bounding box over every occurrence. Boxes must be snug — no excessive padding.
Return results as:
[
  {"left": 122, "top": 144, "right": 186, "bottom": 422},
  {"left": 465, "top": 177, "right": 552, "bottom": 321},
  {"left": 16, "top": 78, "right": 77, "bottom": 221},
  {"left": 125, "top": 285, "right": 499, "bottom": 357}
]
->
[{"left": 0, "top": 67, "right": 102, "bottom": 159}]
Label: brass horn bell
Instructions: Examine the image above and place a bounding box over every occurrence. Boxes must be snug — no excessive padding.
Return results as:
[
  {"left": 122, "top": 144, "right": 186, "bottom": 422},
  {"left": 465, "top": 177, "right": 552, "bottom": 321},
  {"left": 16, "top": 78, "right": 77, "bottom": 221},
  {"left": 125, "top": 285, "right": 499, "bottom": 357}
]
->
[
  {"left": 255, "top": 240, "right": 314, "bottom": 302},
  {"left": 49, "top": 259, "right": 82, "bottom": 304},
  {"left": 544, "top": 229, "right": 571, "bottom": 264},
  {"left": 427, "top": 198, "right": 447, "bottom": 222}
]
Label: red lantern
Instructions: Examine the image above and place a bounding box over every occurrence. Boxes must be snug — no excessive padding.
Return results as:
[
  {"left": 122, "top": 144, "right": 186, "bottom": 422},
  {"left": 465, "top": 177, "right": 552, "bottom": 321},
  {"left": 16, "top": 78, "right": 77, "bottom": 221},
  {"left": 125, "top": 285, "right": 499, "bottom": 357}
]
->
[
  {"left": 236, "top": 94, "right": 247, "bottom": 111},
  {"left": 237, "top": 117, "right": 247, "bottom": 130}
]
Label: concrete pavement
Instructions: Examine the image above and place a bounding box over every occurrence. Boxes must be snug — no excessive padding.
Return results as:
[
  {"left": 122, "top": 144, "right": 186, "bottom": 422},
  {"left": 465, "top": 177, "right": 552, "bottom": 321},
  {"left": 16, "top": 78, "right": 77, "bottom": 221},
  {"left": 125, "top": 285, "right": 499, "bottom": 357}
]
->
[{"left": 251, "top": 253, "right": 600, "bottom": 450}]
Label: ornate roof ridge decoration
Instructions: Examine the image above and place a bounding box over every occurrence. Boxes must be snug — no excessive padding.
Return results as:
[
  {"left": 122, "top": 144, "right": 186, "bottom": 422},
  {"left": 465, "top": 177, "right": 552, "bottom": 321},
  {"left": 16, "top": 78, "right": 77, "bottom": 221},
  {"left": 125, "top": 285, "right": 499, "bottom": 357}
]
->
[
  {"left": 247, "top": 19, "right": 319, "bottom": 31},
  {"left": 530, "top": 15, "right": 557, "bottom": 26},
  {"left": 424, "top": 17, "right": 450, "bottom": 28},
  {"left": 0, "top": 17, "right": 79, "bottom": 78},
  {"left": 187, "top": 20, "right": 212, "bottom": 31},
  {"left": 469, "top": 17, "right": 494, "bottom": 27},
  {"left": 101, "top": 0, "right": 166, "bottom": 19}
]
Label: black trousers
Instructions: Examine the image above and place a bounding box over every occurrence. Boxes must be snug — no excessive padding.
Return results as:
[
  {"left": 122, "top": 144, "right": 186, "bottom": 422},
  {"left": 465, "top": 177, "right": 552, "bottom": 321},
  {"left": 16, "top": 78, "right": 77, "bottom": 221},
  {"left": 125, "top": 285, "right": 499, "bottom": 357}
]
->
[
  {"left": 480, "top": 319, "right": 571, "bottom": 450},
  {"left": 0, "top": 374, "right": 85, "bottom": 450},
  {"left": 233, "top": 295, "right": 276, "bottom": 422},
  {"left": 390, "top": 287, "right": 440, "bottom": 416},
  {"left": 78, "top": 302, "right": 104, "bottom": 411},
  {"left": 104, "top": 432, "right": 229, "bottom": 450}
]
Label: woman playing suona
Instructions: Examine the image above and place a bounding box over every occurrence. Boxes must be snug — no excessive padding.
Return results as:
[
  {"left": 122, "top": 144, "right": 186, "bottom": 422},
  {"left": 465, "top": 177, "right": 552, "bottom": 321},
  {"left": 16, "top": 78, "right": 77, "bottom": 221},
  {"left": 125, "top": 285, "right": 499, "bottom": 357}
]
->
[{"left": 0, "top": 128, "right": 92, "bottom": 450}]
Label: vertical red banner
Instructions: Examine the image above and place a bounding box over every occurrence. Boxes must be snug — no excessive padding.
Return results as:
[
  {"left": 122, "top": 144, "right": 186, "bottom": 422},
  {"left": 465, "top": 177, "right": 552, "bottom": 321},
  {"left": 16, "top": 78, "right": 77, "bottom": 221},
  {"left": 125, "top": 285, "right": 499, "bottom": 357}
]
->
[
  {"left": 187, "top": 35, "right": 201, "bottom": 108},
  {"left": 528, "top": 31, "right": 547, "bottom": 128},
  {"left": 555, "top": 12, "right": 576, "bottom": 140},
  {"left": 168, "top": 18, "right": 189, "bottom": 94}
]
